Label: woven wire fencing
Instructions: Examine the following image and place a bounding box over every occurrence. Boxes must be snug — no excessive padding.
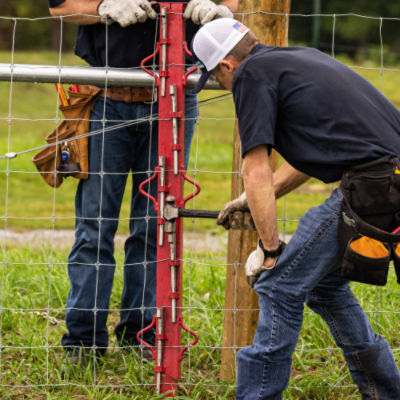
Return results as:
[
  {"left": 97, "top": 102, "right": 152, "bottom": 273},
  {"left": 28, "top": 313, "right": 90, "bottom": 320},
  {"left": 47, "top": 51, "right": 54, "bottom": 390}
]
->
[{"left": 0, "top": 8, "right": 399, "bottom": 399}]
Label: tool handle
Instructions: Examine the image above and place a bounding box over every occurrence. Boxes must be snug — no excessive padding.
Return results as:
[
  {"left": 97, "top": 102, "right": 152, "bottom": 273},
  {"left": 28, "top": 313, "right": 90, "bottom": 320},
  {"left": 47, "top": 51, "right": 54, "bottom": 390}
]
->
[{"left": 178, "top": 209, "right": 219, "bottom": 219}]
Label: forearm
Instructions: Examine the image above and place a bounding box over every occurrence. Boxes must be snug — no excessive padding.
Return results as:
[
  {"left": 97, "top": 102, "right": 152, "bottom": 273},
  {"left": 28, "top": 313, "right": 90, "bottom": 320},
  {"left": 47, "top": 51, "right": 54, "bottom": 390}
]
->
[
  {"left": 242, "top": 147, "right": 280, "bottom": 251},
  {"left": 49, "top": 0, "right": 102, "bottom": 25},
  {"left": 220, "top": 0, "right": 238, "bottom": 13},
  {"left": 273, "top": 161, "right": 310, "bottom": 199}
]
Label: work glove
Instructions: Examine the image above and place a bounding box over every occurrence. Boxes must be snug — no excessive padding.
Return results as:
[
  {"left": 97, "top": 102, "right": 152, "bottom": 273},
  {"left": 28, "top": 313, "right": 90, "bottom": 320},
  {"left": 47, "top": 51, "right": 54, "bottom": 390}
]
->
[
  {"left": 246, "top": 241, "right": 286, "bottom": 288},
  {"left": 184, "top": 0, "right": 233, "bottom": 25},
  {"left": 217, "top": 192, "right": 256, "bottom": 231},
  {"left": 98, "top": 0, "right": 157, "bottom": 27}
]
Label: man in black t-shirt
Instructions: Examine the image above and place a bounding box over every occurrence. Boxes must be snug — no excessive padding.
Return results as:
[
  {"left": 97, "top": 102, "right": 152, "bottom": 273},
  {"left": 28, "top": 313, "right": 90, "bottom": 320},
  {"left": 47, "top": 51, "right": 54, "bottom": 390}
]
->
[
  {"left": 47, "top": 0, "right": 237, "bottom": 367},
  {"left": 192, "top": 18, "right": 400, "bottom": 400}
]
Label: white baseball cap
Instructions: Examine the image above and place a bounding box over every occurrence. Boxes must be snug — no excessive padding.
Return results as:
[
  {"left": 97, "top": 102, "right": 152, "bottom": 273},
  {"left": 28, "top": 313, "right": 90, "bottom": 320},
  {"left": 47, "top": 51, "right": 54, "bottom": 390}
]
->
[{"left": 192, "top": 18, "right": 249, "bottom": 93}]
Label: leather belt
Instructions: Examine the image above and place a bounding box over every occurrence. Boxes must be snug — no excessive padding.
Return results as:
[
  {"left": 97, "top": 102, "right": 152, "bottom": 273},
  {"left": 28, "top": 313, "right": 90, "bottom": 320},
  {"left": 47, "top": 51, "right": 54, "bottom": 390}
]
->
[
  {"left": 76, "top": 84, "right": 156, "bottom": 103},
  {"left": 99, "top": 86, "right": 155, "bottom": 103}
]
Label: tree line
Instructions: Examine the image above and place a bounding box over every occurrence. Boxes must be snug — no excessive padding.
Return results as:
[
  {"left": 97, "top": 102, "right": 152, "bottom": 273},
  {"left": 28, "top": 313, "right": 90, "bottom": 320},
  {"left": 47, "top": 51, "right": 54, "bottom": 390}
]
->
[
  {"left": 290, "top": 0, "right": 400, "bottom": 59},
  {"left": 0, "top": 1, "right": 76, "bottom": 52},
  {"left": 0, "top": 0, "right": 399, "bottom": 59}
]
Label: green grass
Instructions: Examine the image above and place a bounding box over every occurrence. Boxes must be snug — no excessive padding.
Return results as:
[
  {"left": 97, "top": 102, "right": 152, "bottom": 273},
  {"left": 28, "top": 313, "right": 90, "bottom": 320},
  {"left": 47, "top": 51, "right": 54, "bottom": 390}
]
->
[
  {"left": 1, "top": 244, "right": 400, "bottom": 399},
  {"left": 1, "top": 51, "right": 400, "bottom": 398}
]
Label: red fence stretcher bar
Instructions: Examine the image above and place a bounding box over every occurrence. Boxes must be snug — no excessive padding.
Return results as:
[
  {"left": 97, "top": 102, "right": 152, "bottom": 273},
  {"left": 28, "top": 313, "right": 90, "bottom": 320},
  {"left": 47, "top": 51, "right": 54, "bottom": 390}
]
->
[{"left": 137, "top": 2, "right": 199, "bottom": 396}]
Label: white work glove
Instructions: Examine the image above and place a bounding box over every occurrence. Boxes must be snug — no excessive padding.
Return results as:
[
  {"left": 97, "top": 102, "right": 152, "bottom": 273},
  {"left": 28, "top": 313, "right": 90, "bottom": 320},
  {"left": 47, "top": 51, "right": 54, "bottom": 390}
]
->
[
  {"left": 98, "top": 0, "right": 157, "bottom": 27},
  {"left": 184, "top": 0, "right": 233, "bottom": 25},
  {"left": 246, "top": 241, "right": 285, "bottom": 288},
  {"left": 217, "top": 192, "right": 256, "bottom": 231}
]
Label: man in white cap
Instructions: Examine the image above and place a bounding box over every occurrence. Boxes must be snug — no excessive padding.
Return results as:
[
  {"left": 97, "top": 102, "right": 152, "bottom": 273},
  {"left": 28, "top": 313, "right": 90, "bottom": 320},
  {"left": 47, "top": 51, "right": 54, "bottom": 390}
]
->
[{"left": 192, "top": 18, "right": 400, "bottom": 400}]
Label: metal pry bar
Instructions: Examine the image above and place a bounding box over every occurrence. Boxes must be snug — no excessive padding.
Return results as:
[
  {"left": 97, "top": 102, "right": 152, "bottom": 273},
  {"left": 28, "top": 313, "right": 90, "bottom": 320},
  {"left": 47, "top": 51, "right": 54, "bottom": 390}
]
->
[
  {"left": 177, "top": 208, "right": 220, "bottom": 219},
  {"left": 163, "top": 202, "right": 220, "bottom": 221}
]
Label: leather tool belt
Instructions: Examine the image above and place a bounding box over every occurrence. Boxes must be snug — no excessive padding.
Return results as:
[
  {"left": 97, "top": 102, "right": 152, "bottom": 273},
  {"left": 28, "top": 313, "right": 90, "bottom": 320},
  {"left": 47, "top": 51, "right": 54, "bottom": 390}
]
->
[
  {"left": 339, "top": 156, "right": 400, "bottom": 286},
  {"left": 79, "top": 84, "right": 156, "bottom": 103},
  {"left": 32, "top": 85, "right": 102, "bottom": 188},
  {"left": 32, "top": 84, "right": 157, "bottom": 188}
]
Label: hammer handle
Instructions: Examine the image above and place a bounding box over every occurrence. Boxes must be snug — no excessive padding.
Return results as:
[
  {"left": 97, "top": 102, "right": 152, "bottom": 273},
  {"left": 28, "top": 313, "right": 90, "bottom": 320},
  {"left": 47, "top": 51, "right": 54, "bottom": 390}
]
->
[{"left": 178, "top": 209, "right": 219, "bottom": 219}]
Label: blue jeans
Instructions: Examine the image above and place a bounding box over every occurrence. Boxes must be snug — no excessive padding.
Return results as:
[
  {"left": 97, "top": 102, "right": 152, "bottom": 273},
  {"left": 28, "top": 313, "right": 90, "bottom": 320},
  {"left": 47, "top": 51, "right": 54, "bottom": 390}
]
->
[
  {"left": 237, "top": 189, "right": 400, "bottom": 399},
  {"left": 61, "top": 92, "right": 198, "bottom": 352}
]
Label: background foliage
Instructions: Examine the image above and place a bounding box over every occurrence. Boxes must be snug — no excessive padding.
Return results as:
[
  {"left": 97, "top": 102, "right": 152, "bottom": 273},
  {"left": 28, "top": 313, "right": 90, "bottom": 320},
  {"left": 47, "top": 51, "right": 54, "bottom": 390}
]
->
[
  {"left": 0, "top": 1, "right": 399, "bottom": 399},
  {"left": 0, "top": 0, "right": 399, "bottom": 59},
  {"left": 290, "top": 0, "right": 400, "bottom": 56},
  {"left": 0, "top": 0, "right": 76, "bottom": 52}
]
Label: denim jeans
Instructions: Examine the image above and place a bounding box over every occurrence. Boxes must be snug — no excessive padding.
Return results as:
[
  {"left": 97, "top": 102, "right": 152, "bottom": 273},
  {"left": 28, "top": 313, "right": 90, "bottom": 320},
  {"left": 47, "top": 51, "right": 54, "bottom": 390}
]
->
[
  {"left": 237, "top": 189, "right": 400, "bottom": 400},
  {"left": 61, "top": 92, "right": 198, "bottom": 352}
]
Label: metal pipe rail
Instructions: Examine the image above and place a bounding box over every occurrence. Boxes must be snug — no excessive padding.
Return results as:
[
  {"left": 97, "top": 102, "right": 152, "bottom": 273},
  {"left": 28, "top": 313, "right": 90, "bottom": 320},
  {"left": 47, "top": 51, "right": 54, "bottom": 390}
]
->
[{"left": 0, "top": 63, "right": 220, "bottom": 89}]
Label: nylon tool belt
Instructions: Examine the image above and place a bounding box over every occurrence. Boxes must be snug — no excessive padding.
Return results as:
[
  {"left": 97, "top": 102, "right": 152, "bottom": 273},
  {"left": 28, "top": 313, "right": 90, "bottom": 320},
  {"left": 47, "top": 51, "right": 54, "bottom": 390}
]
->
[{"left": 339, "top": 156, "right": 400, "bottom": 286}]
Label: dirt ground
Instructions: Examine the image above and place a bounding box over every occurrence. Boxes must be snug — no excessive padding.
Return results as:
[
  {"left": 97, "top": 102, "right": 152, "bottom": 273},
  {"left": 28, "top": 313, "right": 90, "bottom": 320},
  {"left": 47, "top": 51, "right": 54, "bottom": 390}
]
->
[
  {"left": 0, "top": 229, "right": 229, "bottom": 252},
  {"left": 0, "top": 229, "right": 292, "bottom": 253}
]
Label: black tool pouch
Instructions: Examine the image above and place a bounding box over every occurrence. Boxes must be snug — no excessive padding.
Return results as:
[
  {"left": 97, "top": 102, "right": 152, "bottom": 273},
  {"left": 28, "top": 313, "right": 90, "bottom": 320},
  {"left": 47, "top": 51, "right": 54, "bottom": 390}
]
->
[
  {"left": 392, "top": 242, "right": 400, "bottom": 281},
  {"left": 339, "top": 156, "right": 400, "bottom": 285}
]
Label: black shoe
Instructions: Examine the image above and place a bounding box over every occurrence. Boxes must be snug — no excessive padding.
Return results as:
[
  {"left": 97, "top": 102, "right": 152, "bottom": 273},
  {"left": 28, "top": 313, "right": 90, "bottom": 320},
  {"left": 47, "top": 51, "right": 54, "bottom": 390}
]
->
[
  {"left": 122, "top": 344, "right": 154, "bottom": 362},
  {"left": 118, "top": 338, "right": 154, "bottom": 362},
  {"left": 117, "top": 330, "right": 155, "bottom": 362},
  {"left": 61, "top": 348, "right": 103, "bottom": 378}
]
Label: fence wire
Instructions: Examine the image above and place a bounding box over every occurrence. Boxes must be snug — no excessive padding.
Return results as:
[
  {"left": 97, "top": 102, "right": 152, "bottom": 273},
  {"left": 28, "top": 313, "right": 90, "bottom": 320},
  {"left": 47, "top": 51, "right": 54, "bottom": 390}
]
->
[{"left": 0, "top": 9, "right": 399, "bottom": 399}]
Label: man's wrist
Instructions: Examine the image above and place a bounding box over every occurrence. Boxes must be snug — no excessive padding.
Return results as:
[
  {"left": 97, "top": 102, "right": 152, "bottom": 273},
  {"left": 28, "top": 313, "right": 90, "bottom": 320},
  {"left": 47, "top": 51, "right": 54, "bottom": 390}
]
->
[{"left": 258, "top": 239, "right": 284, "bottom": 258}]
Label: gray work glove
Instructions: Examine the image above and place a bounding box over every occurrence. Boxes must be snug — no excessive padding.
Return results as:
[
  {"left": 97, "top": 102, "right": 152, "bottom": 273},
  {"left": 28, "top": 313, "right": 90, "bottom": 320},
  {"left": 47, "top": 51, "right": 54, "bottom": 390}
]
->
[
  {"left": 217, "top": 192, "right": 256, "bottom": 231},
  {"left": 246, "top": 241, "right": 286, "bottom": 288},
  {"left": 184, "top": 0, "right": 233, "bottom": 25},
  {"left": 98, "top": 0, "right": 157, "bottom": 27}
]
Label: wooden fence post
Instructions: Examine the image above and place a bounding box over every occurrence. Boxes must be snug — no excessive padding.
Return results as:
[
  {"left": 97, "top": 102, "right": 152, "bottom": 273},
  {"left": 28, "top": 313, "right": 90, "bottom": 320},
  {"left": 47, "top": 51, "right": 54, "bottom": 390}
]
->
[{"left": 220, "top": 0, "right": 291, "bottom": 380}]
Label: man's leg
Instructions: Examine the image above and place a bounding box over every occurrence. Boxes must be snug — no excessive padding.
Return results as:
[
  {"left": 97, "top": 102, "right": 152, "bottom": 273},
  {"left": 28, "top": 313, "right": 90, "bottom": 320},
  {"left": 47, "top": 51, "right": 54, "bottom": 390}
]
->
[
  {"left": 115, "top": 101, "right": 158, "bottom": 347},
  {"left": 236, "top": 189, "right": 343, "bottom": 400},
  {"left": 183, "top": 91, "right": 198, "bottom": 168},
  {"left": 115, "top": 93, "right": 197, "bottom": 347},
  {"left": 62, "top": 98, "right": 137, "bottom": 355},
  {"left": 306, "top": 272, "right": 400, "bottom": 399}
]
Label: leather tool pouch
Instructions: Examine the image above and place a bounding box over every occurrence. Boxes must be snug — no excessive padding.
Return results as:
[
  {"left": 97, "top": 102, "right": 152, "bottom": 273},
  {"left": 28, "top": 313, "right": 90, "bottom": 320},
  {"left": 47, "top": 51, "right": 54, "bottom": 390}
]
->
[
  {"left": 339, "top": 156, "right": 400, "bottom": 285},
  {"left": 32, "top": 85, "right": 102, "bottom": 188}
]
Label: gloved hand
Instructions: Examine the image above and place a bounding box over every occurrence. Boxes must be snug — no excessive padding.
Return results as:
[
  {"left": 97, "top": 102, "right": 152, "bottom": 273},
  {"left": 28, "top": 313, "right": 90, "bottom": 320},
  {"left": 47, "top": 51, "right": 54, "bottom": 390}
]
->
[
  {"left": 217, "top": 192, "right": 256, "bottom": 231},
  {"left": 184, "top": 0, "right": 233, "bottom": 25},
  {"left": 246, "top": 241, "right": 285, "bottom": 288},
  {"left": 98, "top": 0, "right": 157, "bottom": 27}
]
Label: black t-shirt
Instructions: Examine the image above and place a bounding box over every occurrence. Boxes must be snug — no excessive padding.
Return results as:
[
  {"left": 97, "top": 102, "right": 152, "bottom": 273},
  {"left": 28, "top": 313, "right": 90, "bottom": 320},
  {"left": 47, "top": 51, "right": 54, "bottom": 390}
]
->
[
  {"left": 233, "top": 44, "right": 400, "bottom": 183},
  {"left": 48, "top": 0, "right": 198, "bottom": 68}
]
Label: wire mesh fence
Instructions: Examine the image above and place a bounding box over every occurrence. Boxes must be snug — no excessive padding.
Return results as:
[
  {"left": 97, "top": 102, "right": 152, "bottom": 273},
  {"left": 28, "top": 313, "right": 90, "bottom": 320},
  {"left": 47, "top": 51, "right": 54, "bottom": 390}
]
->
[{"left": 0, "top": 7, "right": 399, "bottom": 399}]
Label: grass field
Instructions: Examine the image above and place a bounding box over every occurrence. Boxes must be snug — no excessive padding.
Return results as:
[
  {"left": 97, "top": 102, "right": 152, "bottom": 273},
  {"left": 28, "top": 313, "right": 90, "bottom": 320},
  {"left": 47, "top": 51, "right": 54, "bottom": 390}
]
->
[
  {"left": 0, "top": 51, "right": 400, "bottom": 399},
  {"left": 2, "top": 243, "right": 400, "bottom": 399}
]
